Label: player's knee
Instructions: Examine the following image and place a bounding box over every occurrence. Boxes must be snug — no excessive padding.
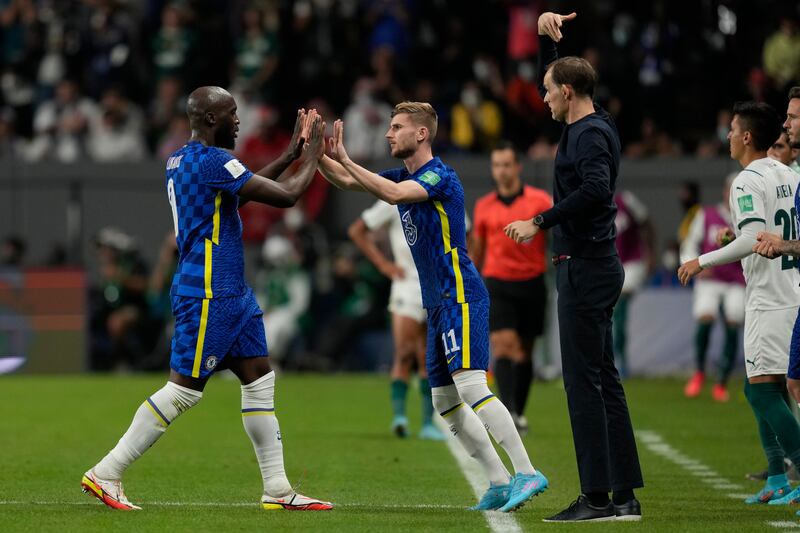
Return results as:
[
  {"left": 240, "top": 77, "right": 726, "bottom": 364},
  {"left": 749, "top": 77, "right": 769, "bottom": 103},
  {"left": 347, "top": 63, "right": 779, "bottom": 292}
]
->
[
  {"left": 431, "top": 384, "right": 461, "bottom": 416},
  {"left": 241, "top": 370, "right": 275, "bottom": 410},
  {"left": 452, "top": 370, "right": 493, "bottom": 409},
  {"left": 147, "top": 381, "right": 203, "bottom": 427}
]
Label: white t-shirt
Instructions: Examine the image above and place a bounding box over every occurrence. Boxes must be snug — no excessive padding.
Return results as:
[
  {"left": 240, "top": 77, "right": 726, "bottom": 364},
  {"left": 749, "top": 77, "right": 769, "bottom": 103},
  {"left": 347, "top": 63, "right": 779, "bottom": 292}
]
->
[
  {"left": 729, "top": 157, "right": 800, "bottom": 310},
  {"left": 361, "top": 199, "right": 419, "bottom": 282}
]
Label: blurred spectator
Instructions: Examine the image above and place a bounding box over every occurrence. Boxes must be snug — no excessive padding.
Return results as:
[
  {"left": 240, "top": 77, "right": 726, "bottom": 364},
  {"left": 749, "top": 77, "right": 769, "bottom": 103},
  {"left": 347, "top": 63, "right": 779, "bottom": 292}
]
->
[
  {"left": 677, "top": 181, "right": 701, "bottom": 243},
  {"left": 763, "top": 17, "right": 800, "bottom": 90},
  {"left": 231, "top": 4, "right": 280, "bottom": 99},
  {"left": 147, "top": 76, "right": 184, "bottom": 152},
  {"left": 138, "top": 230, "right": 177, "bottom": 371},
  {"left": 237, "top": 105, "right": 292, "bottom": 243},
  {"left": 256, "top": 234, "right": 311, "bottom": 362},
  {"left": 768, "top": 130, "right": 800, "bottom": 172},
  {"left": 342, "top": 77, "right": 391, "bottom": 161},
  {"left": 506, "top": 1, "right": 539, "bottom": 61},
  {"left": 237, "top": 104, "right": 290, "bottom": 171},
  {"left": 27, "top": 78, "right": 96, "bottom": 162},
  {"left": 156, "top": 115, "right": 190, "bottom": 161},
  {"left": 0, "top": 0, "right": 39, "bottom": 67},
  {"left": 527, "top": 135, "right": 557, "bottom": 160},
  {"left": 88, "top": 227, "right": 150, "bottom": 371},
  {"left": 0, "top": 234, "right": 28, "bottom": 374},
  {"left": 0, "top": 107, "right": 23, "bottom": 158},
  {"left": 86, "top": 87, "right": 146, "bottom": 162},
  {"left": 506, "top": 59, "right": 548, "bottom": 148},
  {"left": 151, "top": 3, "right": 195, "bottom": 82},
  {"left": 370, "top": 44, "right": 405, "bottom": 106},
  {"left": 80, "top": 0, "right": 137, "bottom": 98},
  {"left": 696, "top": 109, "right": 732, "bottom": 158},
  {"left": 450, "top": 81, "right": 502, "bottom": 152},
  {"left": 304, "top": 242, "right": 389, "bottom": 371},
  {"left": 1, "top": 235, "right": 25, "bottom": 266},
  {"left": 366, "top": 0, "right": 409, "bottom": 59},
  {"left": 624, "top": 117, "right": 682, "bottom": 158}
]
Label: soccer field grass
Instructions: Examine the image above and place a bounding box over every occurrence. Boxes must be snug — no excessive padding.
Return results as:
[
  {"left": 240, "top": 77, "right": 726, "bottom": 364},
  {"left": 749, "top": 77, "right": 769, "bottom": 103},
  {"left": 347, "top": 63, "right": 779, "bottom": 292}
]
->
[{"left": 0, "top": 374, "right": 797, "bottom": 532}]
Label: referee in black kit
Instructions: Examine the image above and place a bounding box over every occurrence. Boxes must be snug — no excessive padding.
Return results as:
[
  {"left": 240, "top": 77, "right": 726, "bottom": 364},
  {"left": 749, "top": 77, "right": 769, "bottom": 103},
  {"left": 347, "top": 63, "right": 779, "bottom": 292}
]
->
[{"left": 505, "top": 11, "right": 643, "bottom": 523}]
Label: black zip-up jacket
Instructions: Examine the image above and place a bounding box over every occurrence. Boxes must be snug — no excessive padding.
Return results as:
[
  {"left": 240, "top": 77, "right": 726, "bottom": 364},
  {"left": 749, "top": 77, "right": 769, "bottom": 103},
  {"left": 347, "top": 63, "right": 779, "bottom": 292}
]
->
[{"left": 535, "top": 34, "right": 619, "bottom": 258}]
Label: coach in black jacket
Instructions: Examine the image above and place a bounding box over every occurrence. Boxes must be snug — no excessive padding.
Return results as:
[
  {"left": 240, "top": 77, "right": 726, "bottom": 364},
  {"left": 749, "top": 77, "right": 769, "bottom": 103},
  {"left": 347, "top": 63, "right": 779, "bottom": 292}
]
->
[{"left": 505, "top": 11, "right": 643, "bottom": 523}]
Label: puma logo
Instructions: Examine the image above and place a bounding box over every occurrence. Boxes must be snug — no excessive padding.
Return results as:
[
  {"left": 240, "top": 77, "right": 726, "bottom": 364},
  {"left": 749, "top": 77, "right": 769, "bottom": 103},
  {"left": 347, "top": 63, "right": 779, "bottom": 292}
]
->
[
  {"left": 745, "top": 357, "right": 757, "bottom": 367},
  {"left": 736, "top": 186, "right": 746, "bottom": 192}
]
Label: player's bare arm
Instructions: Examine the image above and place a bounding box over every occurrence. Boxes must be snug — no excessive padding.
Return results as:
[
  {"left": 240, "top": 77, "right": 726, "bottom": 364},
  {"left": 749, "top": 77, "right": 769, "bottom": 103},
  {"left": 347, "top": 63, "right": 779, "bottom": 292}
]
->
[
  {"left": 238, "top": 114, "right": 325, "bottom": 208},
  {"left": 348, "top": 218, "right": 405, "bottom": 280},
  {"left": 329, "top": 119, "right": 428, "bottom": 205},
  {"left": 318, "top": 153, "right": 365, "bottom": 191},
  {"left": 537, "top": 11, "right": 577, "bottom": 42},
  {"left": 253, "top": 109, "right": 312, "bottom": 182}
]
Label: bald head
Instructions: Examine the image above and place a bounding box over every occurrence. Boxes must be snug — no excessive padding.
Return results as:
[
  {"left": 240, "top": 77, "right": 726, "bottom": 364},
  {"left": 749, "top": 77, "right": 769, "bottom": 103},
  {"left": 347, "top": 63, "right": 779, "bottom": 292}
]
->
[{"left": 186, "top": 86, "right": 239, "bottom": 149}]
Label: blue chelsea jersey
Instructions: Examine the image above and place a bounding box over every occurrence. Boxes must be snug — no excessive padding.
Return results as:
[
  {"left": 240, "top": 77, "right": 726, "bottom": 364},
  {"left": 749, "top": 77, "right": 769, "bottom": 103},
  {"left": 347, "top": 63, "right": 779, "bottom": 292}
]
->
[
  {"left": 166, "top": 141, "right": 254, "bottom": 298},
  {"left": 380, "top": 157, "right": 488, "bottom": 309}
]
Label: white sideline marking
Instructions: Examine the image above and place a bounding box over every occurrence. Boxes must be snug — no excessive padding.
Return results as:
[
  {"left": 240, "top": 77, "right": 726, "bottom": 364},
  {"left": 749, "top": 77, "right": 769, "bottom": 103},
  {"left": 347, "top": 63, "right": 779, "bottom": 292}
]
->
[
  {"left": 0, "top": 500, "right": 463, "bottom": 510},
  {"left": 435, "top": 417, "right": 524, "bottom": 533},
  {"left": 636, "top": 430, "right": 800, "bottom": 531},
  {"left": 767, "top": 521, "right": 800, "bottom": 528}
]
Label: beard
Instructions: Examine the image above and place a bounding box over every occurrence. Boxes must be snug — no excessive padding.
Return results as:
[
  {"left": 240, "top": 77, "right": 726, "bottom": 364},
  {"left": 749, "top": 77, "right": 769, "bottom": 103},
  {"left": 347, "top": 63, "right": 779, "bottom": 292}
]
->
[
  {"left": 392, "top": 145, "right": 416, "bottom": 159},
  {"left": 215, "top": 126, "right": 236, "bottom": 149}
]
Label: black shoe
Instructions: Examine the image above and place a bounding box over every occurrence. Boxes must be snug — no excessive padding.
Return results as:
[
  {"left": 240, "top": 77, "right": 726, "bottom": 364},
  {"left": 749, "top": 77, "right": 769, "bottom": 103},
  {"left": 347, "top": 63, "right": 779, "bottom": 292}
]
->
[
  {"left": 543, "top": 495, "right": 616, "bottom": 522},
  {"left": 614, "top": 498, "right": 642, "bottom": 521}
]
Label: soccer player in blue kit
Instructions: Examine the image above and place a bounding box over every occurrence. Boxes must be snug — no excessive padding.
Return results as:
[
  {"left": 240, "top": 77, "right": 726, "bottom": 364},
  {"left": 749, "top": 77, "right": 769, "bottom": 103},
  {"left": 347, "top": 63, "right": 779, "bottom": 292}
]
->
[
  {"left": 318, "top": 102, "right": 548, "bottom": 512},
  {"left": 81, "top": 86, "right": 333, "bottom": 511}
]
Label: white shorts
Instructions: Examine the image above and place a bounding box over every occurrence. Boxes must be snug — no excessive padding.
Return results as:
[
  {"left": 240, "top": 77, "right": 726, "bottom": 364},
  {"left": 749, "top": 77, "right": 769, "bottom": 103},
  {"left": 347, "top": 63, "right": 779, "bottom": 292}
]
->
[
  {"left": 743, "top": 306, "right": 797, "bottom": 378},
  {"left": 621, "top": 260, "right": 647, "bottom": 294},
  {"left": 388, "top": 280, "right": 426, "bottom": 323},
  {"left": 693, "top": 279, "right": 745, "bottom": 323}
]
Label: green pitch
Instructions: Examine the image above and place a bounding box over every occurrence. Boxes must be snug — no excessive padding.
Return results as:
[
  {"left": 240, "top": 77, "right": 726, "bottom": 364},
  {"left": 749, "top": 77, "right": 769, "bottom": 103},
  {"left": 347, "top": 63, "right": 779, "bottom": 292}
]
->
[{"left": 0, "top": 374, "right": 795, "bottom": 532}]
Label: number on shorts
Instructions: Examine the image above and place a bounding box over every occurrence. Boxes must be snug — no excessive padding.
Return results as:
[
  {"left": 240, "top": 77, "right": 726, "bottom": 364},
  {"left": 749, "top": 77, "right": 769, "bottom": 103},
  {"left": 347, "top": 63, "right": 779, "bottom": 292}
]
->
[{"left": 441, "top": 329, "right": 460, "bottom": 355}]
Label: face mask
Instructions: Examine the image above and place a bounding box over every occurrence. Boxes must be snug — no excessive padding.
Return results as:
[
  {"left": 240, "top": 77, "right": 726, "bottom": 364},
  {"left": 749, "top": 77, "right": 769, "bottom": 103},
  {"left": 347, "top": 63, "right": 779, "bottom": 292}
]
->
[
  {"left": 518, "top": 62, "right": 534, "bottom": 81},
  {"left": 285, "top": 207, "right": 305, "bottom": 230},
  {"left": 461, "top": 88, "right": 480, "bottom": 108},
  {"left": 473, "top": 60, "right": 490, "bottom": 81},
  {"left": 662, "top": 249, "right": 678, "bottom": 271}
]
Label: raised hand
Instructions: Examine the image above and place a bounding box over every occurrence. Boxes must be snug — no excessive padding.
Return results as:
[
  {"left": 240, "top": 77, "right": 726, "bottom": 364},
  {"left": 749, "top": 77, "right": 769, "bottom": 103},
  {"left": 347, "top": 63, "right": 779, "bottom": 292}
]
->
[
  {"left": 286, "top": 108, "right": 307, "bottom": 160},
  {"left": 305, "top": 114, "right": 325, "bottom": 160},
  {"left": 329, "top": 119, "right": 350, "bottom": 163},
  {"left": 537, "top": 11, "right": 577, "bottom": 42}
]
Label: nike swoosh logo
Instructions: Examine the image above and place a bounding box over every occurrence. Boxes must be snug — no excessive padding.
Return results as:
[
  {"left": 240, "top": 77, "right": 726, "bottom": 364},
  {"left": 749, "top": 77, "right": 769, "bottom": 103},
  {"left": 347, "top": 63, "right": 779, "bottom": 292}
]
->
[{"left": 446, "top": 354, "right": 458, "bottom": 364}]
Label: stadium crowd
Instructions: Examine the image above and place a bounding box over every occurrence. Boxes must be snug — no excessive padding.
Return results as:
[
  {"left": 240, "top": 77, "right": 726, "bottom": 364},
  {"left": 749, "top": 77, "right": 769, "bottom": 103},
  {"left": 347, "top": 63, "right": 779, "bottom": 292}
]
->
[{"left": 0, "top": 0, "right": 798, "bottom": 162}]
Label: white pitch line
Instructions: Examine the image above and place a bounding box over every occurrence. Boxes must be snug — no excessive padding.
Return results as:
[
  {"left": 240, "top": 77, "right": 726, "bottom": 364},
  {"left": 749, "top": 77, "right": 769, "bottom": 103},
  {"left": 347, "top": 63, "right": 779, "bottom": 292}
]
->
[
  {"left": 768, "top": 522, "right": 800, "bottom": 529},
  {"left": 0, "top": 500, "right": 464, "bottom": 510},
  {"left": 635, "top": 430, "right": 800, "bottom": 531},
  {"left": 435, "top": 417, "right": 523, "bottom": 533}
]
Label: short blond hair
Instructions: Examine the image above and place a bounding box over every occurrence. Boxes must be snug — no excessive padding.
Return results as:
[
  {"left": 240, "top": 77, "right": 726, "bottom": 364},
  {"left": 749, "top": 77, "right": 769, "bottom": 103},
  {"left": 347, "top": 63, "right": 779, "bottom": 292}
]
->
[{"left": 391, "top": 101, "right": 438, "bottom": 142}]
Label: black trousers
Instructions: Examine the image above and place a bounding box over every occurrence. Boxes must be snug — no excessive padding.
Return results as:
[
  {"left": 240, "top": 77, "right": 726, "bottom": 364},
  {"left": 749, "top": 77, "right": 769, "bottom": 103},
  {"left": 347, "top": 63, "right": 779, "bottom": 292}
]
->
[{"left": 555, "top": 255, "right": 644, "bottom": 493}]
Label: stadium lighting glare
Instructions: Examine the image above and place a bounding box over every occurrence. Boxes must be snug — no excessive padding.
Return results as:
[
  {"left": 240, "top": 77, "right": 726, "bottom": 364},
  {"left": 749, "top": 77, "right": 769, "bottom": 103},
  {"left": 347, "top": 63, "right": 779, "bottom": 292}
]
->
[{"left": 717, "top": 5, "right": 737, "bottom": 35}]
